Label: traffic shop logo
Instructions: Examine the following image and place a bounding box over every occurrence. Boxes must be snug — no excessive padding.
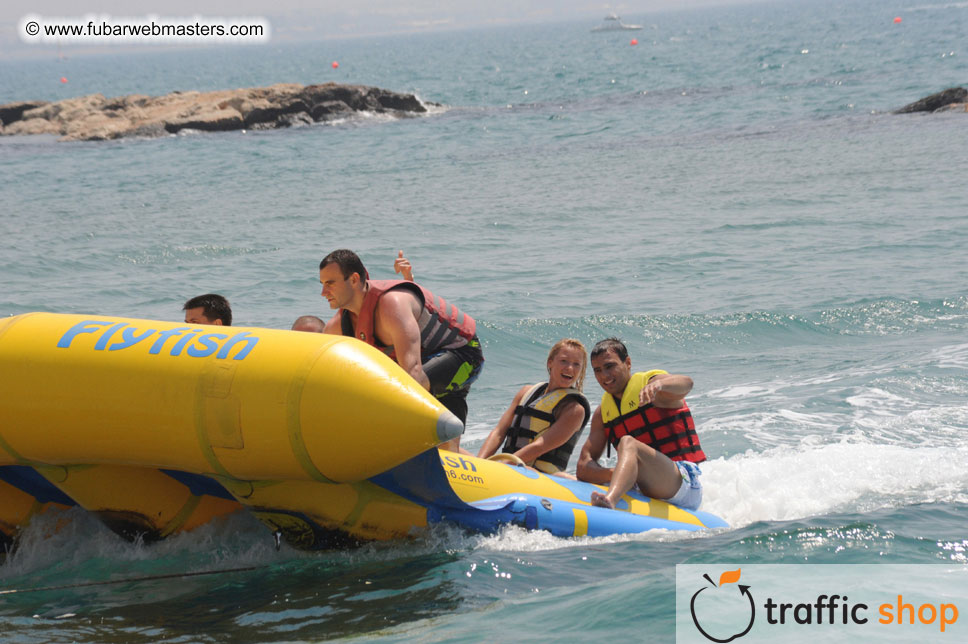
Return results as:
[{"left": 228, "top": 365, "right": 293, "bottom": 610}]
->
[{"left": 690, "top": 568, "right": 755, "bottom": 642}]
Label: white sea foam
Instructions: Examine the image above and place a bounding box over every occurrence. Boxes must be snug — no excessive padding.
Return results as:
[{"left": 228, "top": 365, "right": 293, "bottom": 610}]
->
[
  {"left": 0, "top": 507, "right": 284, "bottom": 580},
  {"left": 470, "top": 523, "right": 695, "bottom": 553},
  {"left": 702, "top": 410, "right": 841, "bottom": 450},
  {"left": 701, "top": 441, "right": 968, "bottom": 529},
  {"left": 705, "top": 384, "right": 777, "bottom": 398},
  {"left": 932, "top": 342, "right": 968, "bottom": 369},
  {"left": 777, "top": 408, "right": 837, "bottom": 426},
  {"left": 846, "top": 387, "right": 913, "bottom": 412},
  {"left": 0, "top": 507, "right": 117, "bottom": 579}
]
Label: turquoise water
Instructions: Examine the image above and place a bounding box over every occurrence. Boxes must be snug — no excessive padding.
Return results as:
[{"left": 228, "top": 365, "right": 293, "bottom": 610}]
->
[{"left": 1, "top": 0, "right": 967, "bottom": 641}]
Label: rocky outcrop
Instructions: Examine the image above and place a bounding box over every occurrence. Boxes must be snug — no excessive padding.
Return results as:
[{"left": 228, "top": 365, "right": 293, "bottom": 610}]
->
[
  {"left": 0, "top": 101, "right": 49, "bottom": 127},
  {"left": 894, "top": 87, "right": 968, "bottom": 114},
  {"left": 0, "top": 83, "right": 434, "bottom": 141}
]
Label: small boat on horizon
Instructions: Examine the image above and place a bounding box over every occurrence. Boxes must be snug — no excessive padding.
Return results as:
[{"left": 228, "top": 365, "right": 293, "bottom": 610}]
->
[{"left": 590, "top": 13, "right": 643, "bottom": 32}]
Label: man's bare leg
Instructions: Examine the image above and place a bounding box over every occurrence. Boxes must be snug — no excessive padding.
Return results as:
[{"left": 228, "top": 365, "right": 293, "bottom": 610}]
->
[{"left": 591, "top": 436, "right": 681, "bottom": 509}]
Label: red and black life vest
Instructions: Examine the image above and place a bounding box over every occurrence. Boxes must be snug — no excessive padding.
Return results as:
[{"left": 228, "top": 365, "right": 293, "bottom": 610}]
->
[
  {"left": 339, "top": 279, "right": 476, "bottom": 358},
  {"left": 600, "top": 371, "right": 706, "bottom": 463}
]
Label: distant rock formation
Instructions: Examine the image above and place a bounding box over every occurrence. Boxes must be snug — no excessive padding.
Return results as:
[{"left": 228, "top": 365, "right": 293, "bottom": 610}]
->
[
  {"left": 0, "top": 83, "right": 434, "bottom": 141},
  {"left": 894, "top": 87, "right": 968, "bottom": 114}
]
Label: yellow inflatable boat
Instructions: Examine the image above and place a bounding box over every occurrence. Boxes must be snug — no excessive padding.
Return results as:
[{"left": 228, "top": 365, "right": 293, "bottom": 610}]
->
[{"left": 0, "top": 313, "right": 726, "bottom": 550}]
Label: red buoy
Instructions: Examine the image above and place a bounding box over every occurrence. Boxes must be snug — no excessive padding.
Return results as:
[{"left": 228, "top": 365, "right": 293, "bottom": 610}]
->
[
  {"left": 332, "top": 61, "right": 339, "bottom": 69},
  {"left": 894, "top": 16, "right": 902, "bottom": 24},
  {"left": 630, "top": 38, "right": 638, "bottom": 46},
  {"left": 60, "top": 77, "right": 68, "bottom": 83}
]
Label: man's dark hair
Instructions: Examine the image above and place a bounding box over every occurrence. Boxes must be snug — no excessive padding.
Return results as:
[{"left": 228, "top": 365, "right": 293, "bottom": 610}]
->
[
  {"left": 591, "top": 337, "right": 628, "bottom": 361},
  {"left": 319, "top": 249, "right": 368, "bottom": 282},
  {"left": 183, "top": 293, "right": 232, "bottom": 326}
]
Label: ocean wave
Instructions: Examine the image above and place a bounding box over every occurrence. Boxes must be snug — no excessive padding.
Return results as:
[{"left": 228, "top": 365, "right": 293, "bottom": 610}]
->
[
  {"left": 501, "top": 297, "right": 968, "bottom": 348},
  {"left": 708, "top": 217, "right": 825, "bottom": 232},
  {"left": 703, "top": 442, "right": 968, "bottom": 528},
  {"left": 117, "top": 244, "right": 278, "bottom": 265},
  {"left": 909, "top": 2, "right": 968, "bottom": 11}
]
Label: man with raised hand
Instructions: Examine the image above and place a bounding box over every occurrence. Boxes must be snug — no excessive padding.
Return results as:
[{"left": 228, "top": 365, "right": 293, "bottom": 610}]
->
[
  {"left": 318, "top": 249, "right": 483, "bottom": 452},
  {"left": 577, "top": 338, "right": 706, "bottom": 510}
]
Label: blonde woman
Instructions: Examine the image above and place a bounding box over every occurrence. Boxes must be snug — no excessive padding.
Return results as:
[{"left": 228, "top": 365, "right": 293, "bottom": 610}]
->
[{"left": 478, "top": 339, "right": 591, "bottom": 475}]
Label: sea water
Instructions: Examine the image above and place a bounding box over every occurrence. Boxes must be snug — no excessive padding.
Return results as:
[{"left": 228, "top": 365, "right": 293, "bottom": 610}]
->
[{"left": 1, "top": 0, "right": 966, "bottom": 641}]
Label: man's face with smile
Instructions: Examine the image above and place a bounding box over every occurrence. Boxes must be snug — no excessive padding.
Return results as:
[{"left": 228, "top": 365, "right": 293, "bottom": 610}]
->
[{"left": 591, "top": 348, "right": 632, "bottom": 397}]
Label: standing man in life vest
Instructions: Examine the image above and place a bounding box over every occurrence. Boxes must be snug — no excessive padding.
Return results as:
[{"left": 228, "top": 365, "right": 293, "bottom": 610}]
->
[
  {"left": 577, "top": 338, "right": 706, "bottom": 510},
  {"left": 318, "top": 249, "right": 484, "bottom": 452}
]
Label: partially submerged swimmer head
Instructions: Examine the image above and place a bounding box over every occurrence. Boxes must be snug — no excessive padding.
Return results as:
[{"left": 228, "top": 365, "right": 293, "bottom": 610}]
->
[{"left": 291, "top": 315, "right": 326, "bottom": 333}]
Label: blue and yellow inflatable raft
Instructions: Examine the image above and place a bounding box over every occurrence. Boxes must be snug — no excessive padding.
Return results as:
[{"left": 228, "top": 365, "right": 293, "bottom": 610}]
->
[{"left": 0, "top": 313, "right": 726, "bottom": 550}]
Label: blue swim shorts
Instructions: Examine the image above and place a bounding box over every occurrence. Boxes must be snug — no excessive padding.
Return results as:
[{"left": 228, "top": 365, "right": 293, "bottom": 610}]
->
[{"left": 660, "top": 461, "right": 703, "bottom": 511}]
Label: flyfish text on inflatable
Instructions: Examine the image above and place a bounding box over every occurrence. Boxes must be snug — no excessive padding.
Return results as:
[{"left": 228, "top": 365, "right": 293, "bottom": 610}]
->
[{"left": 57, "top": 319, "right": 259, "bottom": 360}]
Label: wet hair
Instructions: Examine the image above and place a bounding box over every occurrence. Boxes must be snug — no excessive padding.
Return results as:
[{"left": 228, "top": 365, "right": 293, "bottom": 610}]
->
[
  {"left": 291, "top": 315, "right": 326, "bottom": 333},
  {"left": 547, "top": 338, "right": 588, "bottom": 392},
  {"left": 319, "top": 249, "right": 368, "bottom": 282},
  {"left": 590, "top": 337, "right": 628, "bottom": 362},
  {"left": 183, "top": 293, "right": 232, "bottom": 326}
]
